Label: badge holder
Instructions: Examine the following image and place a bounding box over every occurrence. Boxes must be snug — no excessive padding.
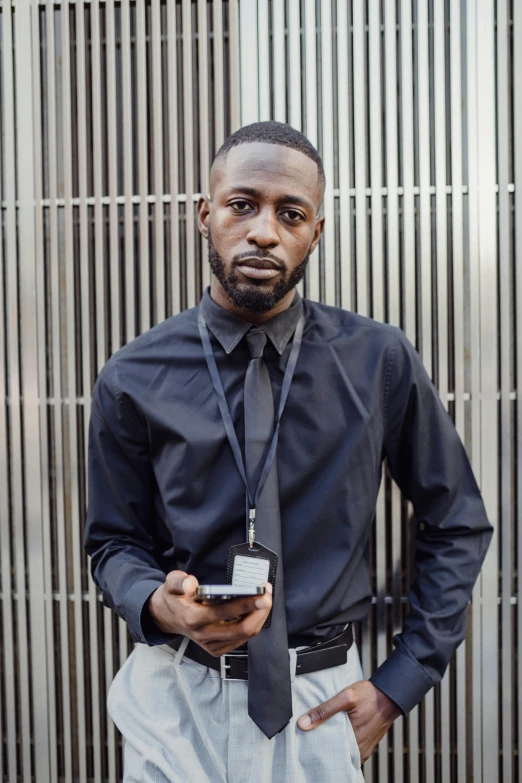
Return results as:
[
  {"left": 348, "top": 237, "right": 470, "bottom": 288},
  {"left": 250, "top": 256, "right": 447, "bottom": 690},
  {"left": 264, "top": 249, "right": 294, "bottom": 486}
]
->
[{"left": 226, "top": 509, "right": 278, "bottom": 628}]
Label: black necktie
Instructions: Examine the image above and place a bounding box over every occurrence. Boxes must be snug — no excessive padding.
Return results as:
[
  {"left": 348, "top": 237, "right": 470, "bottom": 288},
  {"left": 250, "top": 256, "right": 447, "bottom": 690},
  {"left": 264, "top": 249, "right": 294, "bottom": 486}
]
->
[{"left": 244, "top": 327, "right": 293, "bottom": 739}]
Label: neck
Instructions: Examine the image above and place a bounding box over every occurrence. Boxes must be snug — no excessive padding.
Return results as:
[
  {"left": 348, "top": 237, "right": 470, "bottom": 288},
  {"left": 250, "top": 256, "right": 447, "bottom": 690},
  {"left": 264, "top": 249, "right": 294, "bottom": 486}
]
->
[{"left": 210, "top": 277, "right": 296, "bottom": 325}]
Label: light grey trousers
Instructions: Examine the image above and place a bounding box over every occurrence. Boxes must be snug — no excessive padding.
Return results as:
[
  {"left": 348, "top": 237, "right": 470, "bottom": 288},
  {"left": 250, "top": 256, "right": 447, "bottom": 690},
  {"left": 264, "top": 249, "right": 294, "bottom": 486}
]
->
[{"left": 107, "top": 639, "right": 365, "bottom": 783}]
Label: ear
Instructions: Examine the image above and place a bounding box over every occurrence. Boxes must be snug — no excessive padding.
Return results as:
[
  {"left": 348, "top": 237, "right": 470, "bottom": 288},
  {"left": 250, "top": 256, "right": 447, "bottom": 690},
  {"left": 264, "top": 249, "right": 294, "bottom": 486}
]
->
[
  {"left": 309, "top": 215, "right": 325, "bottom": 255},
  {"left": 197, "top": 195, "right": 211, "bottom": 238}
]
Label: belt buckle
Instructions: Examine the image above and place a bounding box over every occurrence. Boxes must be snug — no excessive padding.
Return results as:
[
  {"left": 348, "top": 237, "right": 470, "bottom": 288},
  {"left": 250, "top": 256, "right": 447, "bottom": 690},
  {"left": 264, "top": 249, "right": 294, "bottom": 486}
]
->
[{"left": 220, "top": 654, "right": 244, "bottom": 681}]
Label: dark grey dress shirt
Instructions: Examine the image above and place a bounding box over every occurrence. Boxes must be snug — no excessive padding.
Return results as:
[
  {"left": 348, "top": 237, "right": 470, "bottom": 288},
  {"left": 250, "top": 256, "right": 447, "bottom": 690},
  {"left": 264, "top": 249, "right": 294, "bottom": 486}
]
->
[{"left": 84, "top": 287, "right": 492, "bottom": 714}]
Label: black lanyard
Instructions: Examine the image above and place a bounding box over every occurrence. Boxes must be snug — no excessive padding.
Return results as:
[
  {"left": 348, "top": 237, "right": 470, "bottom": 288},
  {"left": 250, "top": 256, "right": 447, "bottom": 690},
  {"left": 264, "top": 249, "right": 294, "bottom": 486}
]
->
[{"left": 198, "top": 312, "right": 304, "bottom": 535}]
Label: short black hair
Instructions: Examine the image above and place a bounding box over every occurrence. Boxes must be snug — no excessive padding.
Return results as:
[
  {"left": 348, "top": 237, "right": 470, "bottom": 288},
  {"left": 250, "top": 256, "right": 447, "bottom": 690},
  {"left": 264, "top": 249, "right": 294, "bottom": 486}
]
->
[{"left": 212, "top": 121, "right": 325, "bottom": 188}]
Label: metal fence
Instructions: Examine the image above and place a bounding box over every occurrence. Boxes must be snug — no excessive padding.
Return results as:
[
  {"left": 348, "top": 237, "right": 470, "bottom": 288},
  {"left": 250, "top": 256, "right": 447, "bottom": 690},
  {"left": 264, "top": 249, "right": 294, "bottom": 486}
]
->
[{"left": 0, "top": 1, "right": 519, "bottom": 781}]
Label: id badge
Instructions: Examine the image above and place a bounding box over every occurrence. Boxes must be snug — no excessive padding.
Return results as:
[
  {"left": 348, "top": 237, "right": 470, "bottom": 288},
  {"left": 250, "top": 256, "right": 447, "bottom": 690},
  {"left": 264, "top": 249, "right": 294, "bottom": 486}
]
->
[{"left": 226, "top": 541, "right": 278, "bottom": 628}]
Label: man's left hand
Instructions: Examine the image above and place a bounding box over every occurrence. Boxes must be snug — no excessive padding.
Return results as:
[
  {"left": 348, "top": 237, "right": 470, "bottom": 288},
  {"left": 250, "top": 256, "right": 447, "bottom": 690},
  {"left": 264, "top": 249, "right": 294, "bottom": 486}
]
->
[{"left": 297, "top": 680, "right": 401, "bottom": 762}]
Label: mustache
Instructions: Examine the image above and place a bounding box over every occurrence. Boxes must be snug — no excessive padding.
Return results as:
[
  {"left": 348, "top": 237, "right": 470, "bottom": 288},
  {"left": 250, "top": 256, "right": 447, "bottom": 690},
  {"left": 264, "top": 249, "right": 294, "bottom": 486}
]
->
[{"left": 232, "top": 250, "right": 286, "bottom": 269}]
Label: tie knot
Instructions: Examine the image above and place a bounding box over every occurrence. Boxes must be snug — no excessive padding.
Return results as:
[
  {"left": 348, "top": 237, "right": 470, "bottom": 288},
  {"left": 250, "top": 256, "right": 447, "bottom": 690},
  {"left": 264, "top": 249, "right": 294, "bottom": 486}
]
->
[{"left": 245, "top": 327, "right": 267, "bottom": 359}]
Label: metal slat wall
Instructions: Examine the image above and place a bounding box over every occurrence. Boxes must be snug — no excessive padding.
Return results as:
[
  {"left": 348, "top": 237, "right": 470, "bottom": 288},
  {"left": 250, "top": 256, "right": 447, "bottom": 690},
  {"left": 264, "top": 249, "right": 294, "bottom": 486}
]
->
[
  {"left": 0, "top": 1, "right": 519, "bottom": 782},
  {"left": 239, "top": 1, "right": 516, "bottom": 782},
  {"left": 0, "top": 1, "right": 239, "bottom": 780}
]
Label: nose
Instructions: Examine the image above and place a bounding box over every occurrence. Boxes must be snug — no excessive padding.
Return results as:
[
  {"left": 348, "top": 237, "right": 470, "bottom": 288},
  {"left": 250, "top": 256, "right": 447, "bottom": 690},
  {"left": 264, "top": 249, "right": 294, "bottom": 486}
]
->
[{"left": 245, "top": 207, "right": 280, "bottom": 248}]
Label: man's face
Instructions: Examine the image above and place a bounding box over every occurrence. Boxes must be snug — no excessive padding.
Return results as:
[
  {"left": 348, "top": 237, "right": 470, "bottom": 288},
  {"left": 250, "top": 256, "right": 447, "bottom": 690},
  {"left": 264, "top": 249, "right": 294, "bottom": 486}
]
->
[{"left": 197, "top": 142, "right": 325, "bottom": 313}]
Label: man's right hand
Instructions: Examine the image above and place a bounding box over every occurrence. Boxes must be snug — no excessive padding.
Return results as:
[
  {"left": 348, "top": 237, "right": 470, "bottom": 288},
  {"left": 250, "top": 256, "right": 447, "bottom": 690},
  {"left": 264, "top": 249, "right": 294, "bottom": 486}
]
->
[{"left": 147, "top": 570, "right": 273, "bottom": 657}]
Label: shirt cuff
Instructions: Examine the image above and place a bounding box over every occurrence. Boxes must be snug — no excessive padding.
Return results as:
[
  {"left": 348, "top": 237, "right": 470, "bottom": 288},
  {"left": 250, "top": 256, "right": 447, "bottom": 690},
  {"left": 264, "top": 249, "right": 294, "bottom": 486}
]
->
[
  {"left": 369, "top": 645, "right": 435, "bottom": 715},
  {"left": 122, "top": 578, "right": 179, "bottom": 646}
]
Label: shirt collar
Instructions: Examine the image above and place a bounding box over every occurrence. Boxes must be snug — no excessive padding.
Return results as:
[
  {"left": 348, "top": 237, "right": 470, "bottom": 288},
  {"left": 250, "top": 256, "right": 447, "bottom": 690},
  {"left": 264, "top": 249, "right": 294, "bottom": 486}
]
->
[{"left": 199, "top": 287, "right": 303, "bottom": 355}]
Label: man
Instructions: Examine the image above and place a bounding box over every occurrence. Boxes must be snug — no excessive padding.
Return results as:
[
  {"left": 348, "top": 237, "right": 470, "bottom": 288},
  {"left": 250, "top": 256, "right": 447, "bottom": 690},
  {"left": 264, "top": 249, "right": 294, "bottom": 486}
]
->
[{"left": 85, "top": 121, "right": 492, "bottom": 782}]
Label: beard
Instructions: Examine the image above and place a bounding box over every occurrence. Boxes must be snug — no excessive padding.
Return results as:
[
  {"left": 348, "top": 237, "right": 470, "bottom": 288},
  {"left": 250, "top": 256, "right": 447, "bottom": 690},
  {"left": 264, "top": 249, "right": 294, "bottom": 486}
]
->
[{"left": 207, "top": 232, "right": 310, "bottom": 313}]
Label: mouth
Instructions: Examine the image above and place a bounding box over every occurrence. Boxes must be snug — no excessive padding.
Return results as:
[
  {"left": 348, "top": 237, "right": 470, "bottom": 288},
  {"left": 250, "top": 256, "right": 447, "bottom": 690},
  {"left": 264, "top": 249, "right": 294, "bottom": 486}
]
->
[{"left": 235, "top": 257, "right": 283, "bottom": 281}]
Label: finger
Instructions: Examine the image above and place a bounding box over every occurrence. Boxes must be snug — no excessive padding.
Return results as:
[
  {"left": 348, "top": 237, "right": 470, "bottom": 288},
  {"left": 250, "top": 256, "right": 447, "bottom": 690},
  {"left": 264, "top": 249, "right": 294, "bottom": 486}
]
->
[
  {"left": 200, "top": 610, "right": 271, "bottom": 655},
  {"left": 164, "top": 570, "right": 199, "bottom": 596},
  {"left": 297, "top": 687, "right": 356, "bottom": 731},
  {"left": 196, "top": 610, "right": 265, "bottom": 646},
  {"left": 182, "top": 575, "right": 199, "bottom": 597},
  {"left": 191, "top": 598, "right": 255, "bottom": 627},
  {"left": 260, "top": 582, "right": 273, "bottom": 599},
  {"left": 204, "top": 638, "right": 243, "bottom": 655},
  {"left": 194, "top": 591, "right": 273, "bottom": 647},
  {"left": 202, "top": 641, "right": 243, "bottom": 657}
]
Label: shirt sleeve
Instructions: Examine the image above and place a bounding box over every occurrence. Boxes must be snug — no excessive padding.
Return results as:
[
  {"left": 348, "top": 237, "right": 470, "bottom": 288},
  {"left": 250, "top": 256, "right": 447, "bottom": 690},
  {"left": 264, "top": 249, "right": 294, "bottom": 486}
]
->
[
  {"left": 369, "top": 333, "right": 493, "bottom": 714},
  {"left": 84, "top": 364, "right": 177, "bottom": 646}
]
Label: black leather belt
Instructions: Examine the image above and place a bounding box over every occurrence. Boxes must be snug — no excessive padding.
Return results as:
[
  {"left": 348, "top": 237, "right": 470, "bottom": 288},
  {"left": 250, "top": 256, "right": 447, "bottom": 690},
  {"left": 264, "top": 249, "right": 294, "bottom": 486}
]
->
[{"left": 167, "top": 626, "right": 353, "bottom": 681}]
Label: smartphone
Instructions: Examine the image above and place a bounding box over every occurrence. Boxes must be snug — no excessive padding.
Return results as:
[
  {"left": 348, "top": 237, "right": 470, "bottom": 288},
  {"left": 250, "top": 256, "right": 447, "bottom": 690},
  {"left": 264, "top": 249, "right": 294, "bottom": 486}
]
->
[{"left": 194, "top": 585, "right": 266, "bottom": 604}]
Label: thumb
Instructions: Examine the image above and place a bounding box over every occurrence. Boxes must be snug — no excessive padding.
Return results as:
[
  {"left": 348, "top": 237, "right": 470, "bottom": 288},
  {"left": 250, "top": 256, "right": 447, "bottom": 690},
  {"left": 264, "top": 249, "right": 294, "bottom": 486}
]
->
[
  {"left": 297, "top": 687, "right": 356, "bottom": 731},
  {"left": 164, "top": 570, "right": 199, "bottom": 597}
]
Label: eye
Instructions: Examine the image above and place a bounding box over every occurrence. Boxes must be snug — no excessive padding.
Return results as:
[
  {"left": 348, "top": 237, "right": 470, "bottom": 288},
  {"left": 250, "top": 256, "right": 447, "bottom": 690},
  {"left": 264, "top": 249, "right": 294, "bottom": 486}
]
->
[
  {"left": 281, "top": 209, "right": 305, "bottom": 223},
  {"left": 229, "top": 200, "right": 253, "bottom": 213}
]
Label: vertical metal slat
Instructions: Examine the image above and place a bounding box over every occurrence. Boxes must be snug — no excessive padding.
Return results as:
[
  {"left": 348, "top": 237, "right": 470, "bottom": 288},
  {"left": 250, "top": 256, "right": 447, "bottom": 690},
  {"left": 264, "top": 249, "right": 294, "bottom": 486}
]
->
[
  {"left": 136, "top": 0, "right": 151, "bottom": 330},
  {"left": 385, "top": 0, "right": 400, "bottom": 329},
  {"left": 399, "top": 2, "right": 419, "bottom": 776},
  {"left": 433, "top": 2, "right": 451, "bottom": 780},
  {"left": 287, "top": 0, "right": 301, "bottom": 130},
  {"left": 303, "top": 0, "right": 317, "bottom": 146},
  {"left": 91, "top": 1, "right": 115, "bottom": 777},
  {"left": 152, "top": 0, "right": 166, "bottom": 322},
  {"left": 228, "top": 0, "right": 241, "bottom": 133},
  {"left": 320, "top": 0, "right": 335, "bottom": 306},
  {"left": 416, "top": 4, "right": 434, "bottom": 781},
  {"left": 476, "top": 2, "right": 499, "bottom": 780},
  {"left": 400, "top": 0, "right": 416, "bottom": 349},
  {"left": 91, "top": 0, "right": 107, "bottom": 371},
  {"left": 417, "top": 0, "right": 432, "bottom": 374},
  {"left": 212, "top": 0, "right": 225, "bottom": 149},
  {"left": 46, "top": 4, "right": 74, "bottom": 778},
  {"left": 257, "top": 0, "right": 270, "bottom": 120},
  {"left": 466, "top": 4, "right": 484, "bottom": 779},
  {"left": 30, "top": 1, "right": 57, "bottom": 779},
  {"left": 352, "top": 0, "right": 367, "bottom": 316},
  {"left": 61, "top": 3, "right": 88, "bottom": 781},
  {"left": 0, "top": 6, "right": 19, "bottom": 778},
  {"left": 121, "top": 0, "right": 136, "bottom": 340},
  {"left": 369, "top": 9, "right": 386, "bottom": 780},
  {"left": 75, "top": 2, "right": 103, "bottom": 779},
  {"left": 336, "top": 0, "right": 352, "bottom": 311},
  {"left": 272, "top": 0, "right": 285, "bottom": 123},
  {"left": 449, "top": 2, "right": 467, "bottom": 778},
  {"left": 496, "top": 3, "right": 513, "bottom": 781},
  {"left": 198, "top": 0, "right": 211, "bottom": 292},
  {"left": 0, "top": 7, "right": 5, "bottom": 757},
  {"left": 167, "top": 0, "right": 180, "bottom": 315},
  {"left": 106, "top": 0, "right": 121, "bottom": 348},
  {"left": 368, "top": 0, "right": 383, "bottom": 324},
  {"left": 303, "top": 0, "right": 319, "bottom": 302},
  {"left": 182, "top": 0, "right": 196, "bottom": 307},
  {"left": 384, "top": 2, "right": 405, "bottom": 778},
  {"left": 514, "top": 0, "right": 522, "bottom": 775}
]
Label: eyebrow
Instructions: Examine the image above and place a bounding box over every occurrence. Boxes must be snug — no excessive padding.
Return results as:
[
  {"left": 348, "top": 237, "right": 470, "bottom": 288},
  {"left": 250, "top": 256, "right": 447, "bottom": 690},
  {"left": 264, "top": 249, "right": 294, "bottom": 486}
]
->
[{"left": 222, "top": 185, "right": 315, "bottom": 212}]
